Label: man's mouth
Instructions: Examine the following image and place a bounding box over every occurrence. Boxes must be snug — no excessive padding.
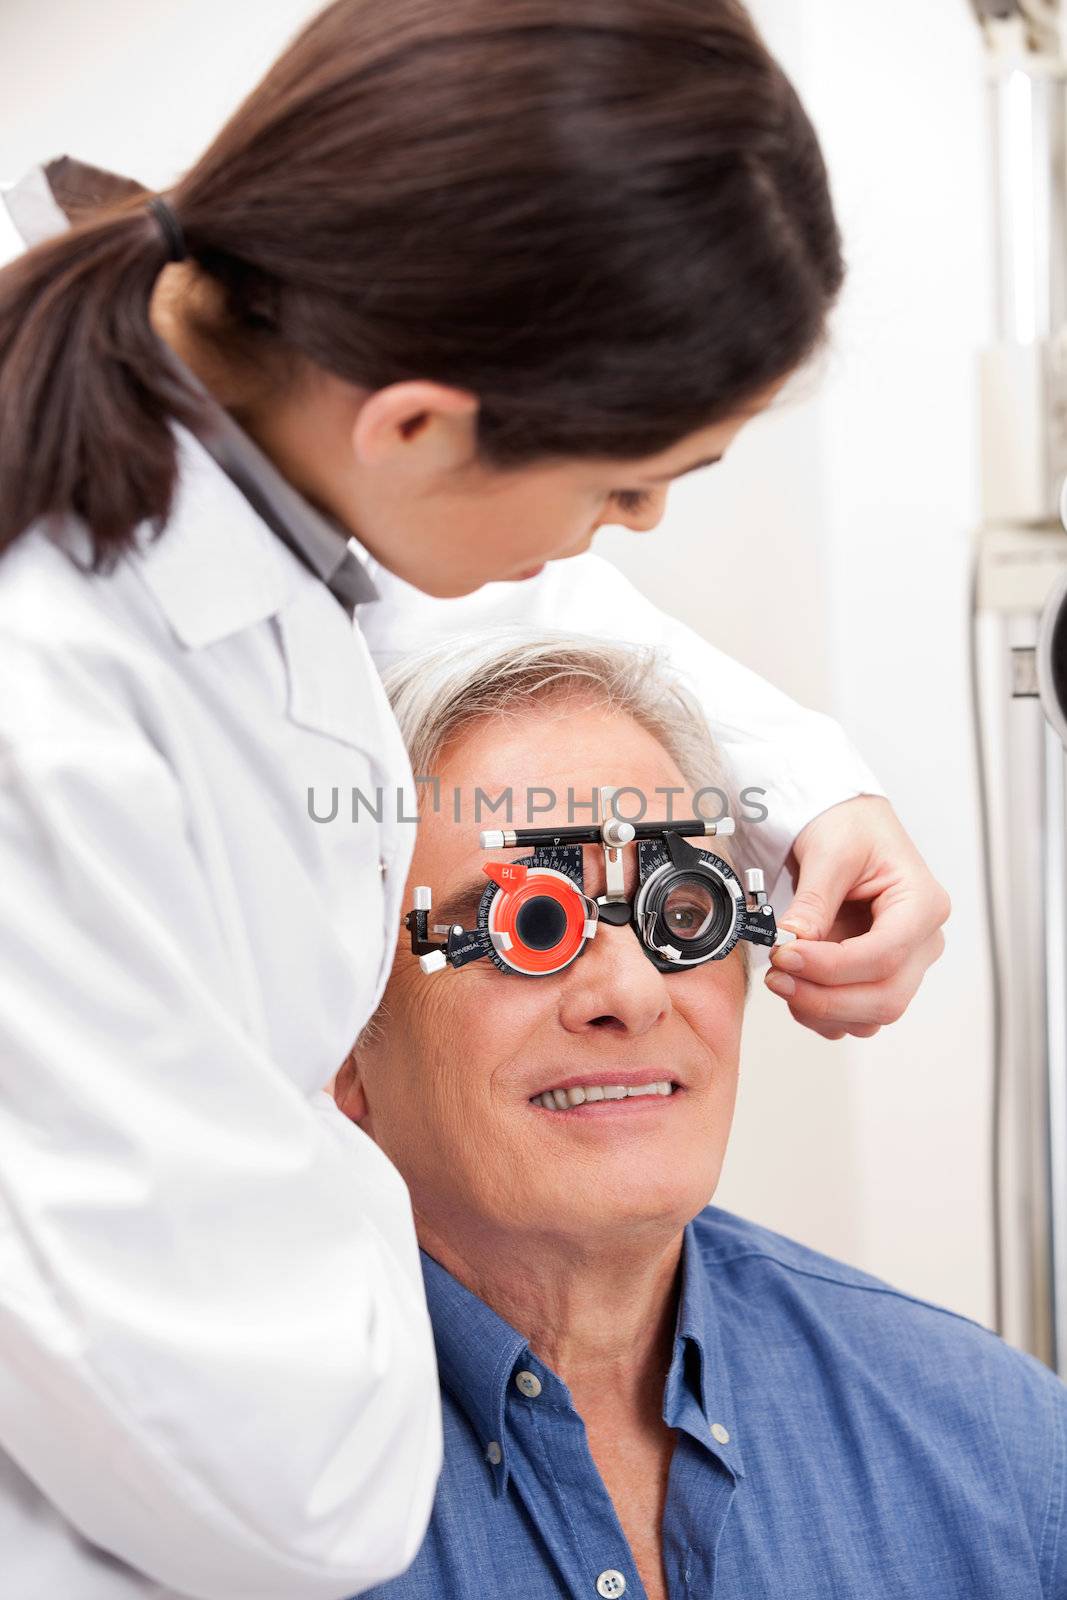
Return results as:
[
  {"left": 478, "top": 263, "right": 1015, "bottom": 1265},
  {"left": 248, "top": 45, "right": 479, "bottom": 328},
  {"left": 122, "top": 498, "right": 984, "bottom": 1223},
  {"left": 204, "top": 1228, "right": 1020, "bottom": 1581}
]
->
[{"left": 530, "top": 1078, "right": 679, "bottom": 1111}]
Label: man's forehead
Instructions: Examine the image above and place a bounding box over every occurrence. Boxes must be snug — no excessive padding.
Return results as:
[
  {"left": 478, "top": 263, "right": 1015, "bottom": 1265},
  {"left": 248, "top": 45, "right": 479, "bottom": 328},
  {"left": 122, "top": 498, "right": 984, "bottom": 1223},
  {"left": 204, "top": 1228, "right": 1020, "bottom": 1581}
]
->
[
  {"left": 433, "top": 768, "right": 698, "bottom": 830},
  {"left": 414, "top": 726, "right": 703, "bottom": 897}
]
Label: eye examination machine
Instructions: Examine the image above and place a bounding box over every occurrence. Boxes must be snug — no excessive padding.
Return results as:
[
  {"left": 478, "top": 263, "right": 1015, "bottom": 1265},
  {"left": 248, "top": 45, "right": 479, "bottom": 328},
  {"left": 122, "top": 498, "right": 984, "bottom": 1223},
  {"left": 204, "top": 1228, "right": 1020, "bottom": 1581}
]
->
[{"left": 972, "top": 0, "right": 1067, "bottom": 1379}]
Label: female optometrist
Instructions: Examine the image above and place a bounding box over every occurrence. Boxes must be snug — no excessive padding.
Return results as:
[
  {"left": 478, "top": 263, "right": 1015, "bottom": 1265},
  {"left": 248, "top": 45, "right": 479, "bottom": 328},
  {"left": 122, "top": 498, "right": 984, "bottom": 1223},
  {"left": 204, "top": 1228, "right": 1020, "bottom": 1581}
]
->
[{"left": 0, "top": 3, "right": 950, "bottom": 1598}]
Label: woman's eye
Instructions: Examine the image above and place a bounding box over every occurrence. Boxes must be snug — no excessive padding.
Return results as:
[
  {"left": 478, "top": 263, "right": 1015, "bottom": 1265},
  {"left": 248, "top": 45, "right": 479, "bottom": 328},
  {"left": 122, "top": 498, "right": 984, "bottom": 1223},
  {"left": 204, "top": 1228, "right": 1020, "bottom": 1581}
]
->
[{"left": 610, "top": 488, "right": 654, "bottom": 513}]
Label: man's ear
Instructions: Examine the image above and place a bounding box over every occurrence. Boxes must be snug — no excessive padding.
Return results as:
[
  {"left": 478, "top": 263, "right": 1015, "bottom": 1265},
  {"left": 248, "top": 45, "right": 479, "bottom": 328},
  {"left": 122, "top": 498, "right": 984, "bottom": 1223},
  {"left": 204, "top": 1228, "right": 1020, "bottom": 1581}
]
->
[{"left": 334, "top": 1048, "right": 371, "bottom": 1126}]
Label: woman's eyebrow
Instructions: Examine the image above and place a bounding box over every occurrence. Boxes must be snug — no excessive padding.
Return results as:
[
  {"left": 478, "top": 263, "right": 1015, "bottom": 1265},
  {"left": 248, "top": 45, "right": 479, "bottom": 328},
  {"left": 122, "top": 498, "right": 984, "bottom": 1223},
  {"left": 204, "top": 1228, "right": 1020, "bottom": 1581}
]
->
[{"left": 646, "top": 453, "right": 723, "bottom": 483}]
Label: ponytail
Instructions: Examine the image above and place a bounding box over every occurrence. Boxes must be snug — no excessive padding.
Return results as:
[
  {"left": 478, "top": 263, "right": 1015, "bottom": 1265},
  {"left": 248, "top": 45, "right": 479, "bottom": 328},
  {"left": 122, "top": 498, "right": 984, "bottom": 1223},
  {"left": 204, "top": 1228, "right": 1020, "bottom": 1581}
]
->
[{"left": 0, "top": 197, "right": 203, "bottom": 568}]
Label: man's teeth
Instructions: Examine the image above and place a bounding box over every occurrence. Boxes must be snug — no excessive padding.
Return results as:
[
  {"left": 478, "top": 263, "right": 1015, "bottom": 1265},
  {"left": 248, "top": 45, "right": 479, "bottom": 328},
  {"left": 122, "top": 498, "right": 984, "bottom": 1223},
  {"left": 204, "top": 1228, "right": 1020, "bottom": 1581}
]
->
[{"left": 533, "top": 1081, "right": 674, "bottom": 1109}]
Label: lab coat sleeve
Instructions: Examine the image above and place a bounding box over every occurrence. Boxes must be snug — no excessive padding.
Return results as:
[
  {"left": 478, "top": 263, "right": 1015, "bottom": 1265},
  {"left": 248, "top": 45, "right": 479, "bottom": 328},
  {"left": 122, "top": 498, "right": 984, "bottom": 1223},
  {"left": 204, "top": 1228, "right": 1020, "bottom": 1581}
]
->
[
  {"left": 361, "top": 549, "right": 885, "bottom": 901},
  {"left": 0, "top": 646, "right": 442, "bottom": 1598}
]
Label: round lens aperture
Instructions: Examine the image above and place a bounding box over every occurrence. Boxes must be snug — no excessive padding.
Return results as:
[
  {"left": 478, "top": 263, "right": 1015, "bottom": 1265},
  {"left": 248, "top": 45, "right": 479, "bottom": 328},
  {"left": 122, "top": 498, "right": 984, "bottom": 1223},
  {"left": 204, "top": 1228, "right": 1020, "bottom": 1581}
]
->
[
  {"left": 662, "top": 881, "right": 717, "bottom": 941},
  {"left": 515, "top": 895, "right": 568, "bottom": 952},
  {"left": 633, "top": 855, "right": 740, "bottom": 969}
]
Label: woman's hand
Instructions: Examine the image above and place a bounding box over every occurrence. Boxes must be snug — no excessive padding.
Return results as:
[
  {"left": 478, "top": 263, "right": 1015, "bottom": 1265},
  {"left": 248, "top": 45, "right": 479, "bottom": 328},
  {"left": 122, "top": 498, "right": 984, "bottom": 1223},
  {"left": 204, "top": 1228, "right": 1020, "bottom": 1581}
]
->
[{"left": 764, "top": 796, "right": 950, "bottom": 1040}]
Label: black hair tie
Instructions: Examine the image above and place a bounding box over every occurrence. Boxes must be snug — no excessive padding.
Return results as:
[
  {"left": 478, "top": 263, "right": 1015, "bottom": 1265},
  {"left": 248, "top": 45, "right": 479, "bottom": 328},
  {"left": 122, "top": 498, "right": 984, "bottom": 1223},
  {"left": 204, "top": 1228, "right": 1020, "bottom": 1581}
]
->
[{"left": 146, "top": 195, "right": 187, "bottom": 264}]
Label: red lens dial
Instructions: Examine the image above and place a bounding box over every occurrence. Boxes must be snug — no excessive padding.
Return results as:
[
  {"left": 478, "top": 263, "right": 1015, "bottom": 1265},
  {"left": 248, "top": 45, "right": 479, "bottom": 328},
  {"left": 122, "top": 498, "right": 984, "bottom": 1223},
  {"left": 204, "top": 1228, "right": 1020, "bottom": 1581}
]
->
[{"left": 486, "top": 868, "right": 589, "bottom": 975}]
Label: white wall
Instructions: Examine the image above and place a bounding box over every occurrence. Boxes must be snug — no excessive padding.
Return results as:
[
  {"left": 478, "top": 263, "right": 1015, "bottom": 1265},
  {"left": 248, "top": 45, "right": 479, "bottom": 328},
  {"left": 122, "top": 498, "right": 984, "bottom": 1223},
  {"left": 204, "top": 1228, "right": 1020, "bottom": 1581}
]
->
[{"left": 0, "top": 0, "right": 995, "bottom": 1323}]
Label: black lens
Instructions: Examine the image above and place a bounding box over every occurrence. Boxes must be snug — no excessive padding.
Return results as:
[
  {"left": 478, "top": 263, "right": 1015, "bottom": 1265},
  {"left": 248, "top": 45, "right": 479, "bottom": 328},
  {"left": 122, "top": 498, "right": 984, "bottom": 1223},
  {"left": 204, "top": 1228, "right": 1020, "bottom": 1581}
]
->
[
  {"left": 516, "top": 895, "right": 568, "bottom": 951},
  {"left": 1049, "top": 586, "right": 1067, "bottom": 746},
  {"left": 649, "top": 868, "right": 731, "bottom": 956}
]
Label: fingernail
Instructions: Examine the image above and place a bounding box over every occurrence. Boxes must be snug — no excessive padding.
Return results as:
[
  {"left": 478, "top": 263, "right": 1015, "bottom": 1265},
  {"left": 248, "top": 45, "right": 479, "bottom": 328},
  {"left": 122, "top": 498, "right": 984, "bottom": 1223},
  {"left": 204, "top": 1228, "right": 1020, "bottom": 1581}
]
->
[
  {"left": 773, "top": 948, "right": 804, "bottom": 974},
  {"left": 765, "top": 971, "right": 795, "bottom": 998}
]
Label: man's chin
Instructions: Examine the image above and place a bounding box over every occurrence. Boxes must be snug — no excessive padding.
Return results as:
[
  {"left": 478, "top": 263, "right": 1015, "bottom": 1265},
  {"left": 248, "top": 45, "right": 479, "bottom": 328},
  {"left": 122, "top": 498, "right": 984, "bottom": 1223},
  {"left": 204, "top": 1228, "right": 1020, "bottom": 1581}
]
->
[{"left": 528, "top": 1185, "right": 717, "bottom": 1247}]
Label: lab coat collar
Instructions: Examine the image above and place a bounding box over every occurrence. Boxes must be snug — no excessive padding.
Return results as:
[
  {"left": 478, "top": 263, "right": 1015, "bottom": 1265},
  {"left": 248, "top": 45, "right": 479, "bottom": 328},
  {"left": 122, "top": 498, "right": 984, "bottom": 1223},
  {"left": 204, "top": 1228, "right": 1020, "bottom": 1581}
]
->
[
  {"left": 130, "top": 427, "right": 392, "bottom": 758},
  {"left": 1, "top": 163, "right": 69, "bottom": 248},
  {"left": 127, "top": 425, "right": 306, "bottom": 649},
  {"left": 186, "top": 369, "right": 379, "bottom": 616}
]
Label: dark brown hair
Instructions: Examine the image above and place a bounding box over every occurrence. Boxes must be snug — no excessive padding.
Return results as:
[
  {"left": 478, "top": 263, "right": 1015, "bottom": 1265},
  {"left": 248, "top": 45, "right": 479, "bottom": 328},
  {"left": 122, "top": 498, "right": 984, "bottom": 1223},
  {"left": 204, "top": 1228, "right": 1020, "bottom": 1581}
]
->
[{"left": 0, "top": 0, "right": 844, "bottom": 568}]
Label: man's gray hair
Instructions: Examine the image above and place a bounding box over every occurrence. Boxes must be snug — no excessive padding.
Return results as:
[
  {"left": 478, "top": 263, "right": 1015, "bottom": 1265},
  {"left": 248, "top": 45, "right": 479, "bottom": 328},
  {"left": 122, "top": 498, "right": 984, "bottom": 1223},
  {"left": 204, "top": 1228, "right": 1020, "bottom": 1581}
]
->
[{"left": 380, "top": 625, "right": 732, "bottom": 808}]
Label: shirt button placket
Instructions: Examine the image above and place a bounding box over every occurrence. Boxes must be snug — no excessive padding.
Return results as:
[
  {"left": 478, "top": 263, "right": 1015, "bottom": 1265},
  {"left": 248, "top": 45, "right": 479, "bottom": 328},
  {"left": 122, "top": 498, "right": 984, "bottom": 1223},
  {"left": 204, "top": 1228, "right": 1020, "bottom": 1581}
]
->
[{"left": 512, "top": 1364, "right": 627, "bottom": 1599}]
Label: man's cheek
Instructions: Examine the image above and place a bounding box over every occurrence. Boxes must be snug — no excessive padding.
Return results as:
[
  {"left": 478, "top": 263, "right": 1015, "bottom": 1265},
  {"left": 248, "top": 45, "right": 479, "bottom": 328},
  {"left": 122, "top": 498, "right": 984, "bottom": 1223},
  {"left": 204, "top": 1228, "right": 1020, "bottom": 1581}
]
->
[{"left": 690, "top": 980, "right": 745, "bottom": 1050}]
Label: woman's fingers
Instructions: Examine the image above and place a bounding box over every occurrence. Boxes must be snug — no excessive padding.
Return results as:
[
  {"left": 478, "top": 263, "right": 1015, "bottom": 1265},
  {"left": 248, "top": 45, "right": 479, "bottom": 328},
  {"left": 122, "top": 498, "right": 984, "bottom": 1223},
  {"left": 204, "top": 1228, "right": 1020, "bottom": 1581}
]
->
[
  {"left": 769, "top": 796, "right": 951, "bottom": 1040},
  {"left": 771, "top": 910, "right": 946, "bottom": 990},
  {"left": 764, "top": 931, "right": 944, "bottom": 1033}
]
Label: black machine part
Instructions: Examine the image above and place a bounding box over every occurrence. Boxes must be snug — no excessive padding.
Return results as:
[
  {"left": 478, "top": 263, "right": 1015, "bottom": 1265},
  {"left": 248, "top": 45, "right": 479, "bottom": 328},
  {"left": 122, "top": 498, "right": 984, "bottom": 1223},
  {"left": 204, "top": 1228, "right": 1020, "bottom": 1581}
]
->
[{"left": 1037, "top": 566, "right": 1067, "bottom": 750}]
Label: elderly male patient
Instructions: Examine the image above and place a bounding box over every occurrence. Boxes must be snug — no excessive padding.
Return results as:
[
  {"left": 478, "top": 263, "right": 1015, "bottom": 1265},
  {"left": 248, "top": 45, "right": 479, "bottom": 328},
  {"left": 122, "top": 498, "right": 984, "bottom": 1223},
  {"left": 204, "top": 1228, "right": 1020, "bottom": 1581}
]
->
[{"left": 336, "top": 631, "right": 1065, "bottom": 1600}]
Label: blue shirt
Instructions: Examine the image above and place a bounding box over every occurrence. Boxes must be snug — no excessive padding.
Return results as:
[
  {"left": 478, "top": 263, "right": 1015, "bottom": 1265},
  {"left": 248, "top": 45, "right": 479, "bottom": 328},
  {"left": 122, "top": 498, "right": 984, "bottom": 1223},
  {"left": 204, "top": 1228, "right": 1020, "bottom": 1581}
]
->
[{"left": 360, "top": 1207, "right": 1067, "bottom": 1599}]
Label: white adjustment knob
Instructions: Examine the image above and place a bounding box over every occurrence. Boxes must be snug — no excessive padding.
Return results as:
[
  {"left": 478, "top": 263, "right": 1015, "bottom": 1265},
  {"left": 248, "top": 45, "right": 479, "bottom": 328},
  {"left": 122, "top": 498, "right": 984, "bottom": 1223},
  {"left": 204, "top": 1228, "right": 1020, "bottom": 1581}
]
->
[
  {"left": 602, "top": 818, "right": 636, "bottom": 846},
  {"left": 714, "top": 817, "right": 736, "bottom": 836},
  {"left": 413, "top": 886, "right": 432, "bottom": 910},
  {"left": 745, "top": 869, "right": 765, "bottom": 895},
  {"left": 480, "top": 829, "right": 506, "bottom": 848},
  {"left": 419, "top": 951, "right": 448, "bottom": 974},
  {"left": 774, "top": 929, "right": 798, "bottom": 947}
]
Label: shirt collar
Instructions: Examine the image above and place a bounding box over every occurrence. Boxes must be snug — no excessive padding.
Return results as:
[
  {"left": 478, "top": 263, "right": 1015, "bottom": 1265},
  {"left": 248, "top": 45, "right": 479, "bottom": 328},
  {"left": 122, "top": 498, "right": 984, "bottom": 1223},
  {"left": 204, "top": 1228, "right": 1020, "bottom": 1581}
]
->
[
  {"left": 420, "top": 1220, "right": 745, "bottom": 1496},
  {"left": 2, "top": 163, "right": 378, "bottom": 625},
  {"left": 667, "top": 1219, "right": 746, "bottom": 1479},
  {"left": 420, "top": 1250, "right": 528, "bottom": 1494}
]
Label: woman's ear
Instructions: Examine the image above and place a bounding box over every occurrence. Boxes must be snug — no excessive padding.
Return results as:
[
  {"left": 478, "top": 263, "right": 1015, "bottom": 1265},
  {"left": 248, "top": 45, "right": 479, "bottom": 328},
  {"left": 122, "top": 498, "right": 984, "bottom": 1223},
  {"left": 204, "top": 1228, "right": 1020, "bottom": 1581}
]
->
[
  {"left": 351, "top": 380, "right": 479, "bottom": 471},
  {"left": 334, "top": 1047, "right": 371, "bottom": 1126}
]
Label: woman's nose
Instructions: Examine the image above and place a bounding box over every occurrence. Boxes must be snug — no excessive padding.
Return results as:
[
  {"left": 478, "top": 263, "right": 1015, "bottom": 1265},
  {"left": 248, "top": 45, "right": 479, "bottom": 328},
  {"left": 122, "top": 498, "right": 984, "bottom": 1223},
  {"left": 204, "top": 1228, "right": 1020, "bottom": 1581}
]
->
[
  {"left": 557, "top": 920, "right": 671, "bottom": 1036},
  {"left": 595, "top": 488, "right": 669, "bottom": 535}
]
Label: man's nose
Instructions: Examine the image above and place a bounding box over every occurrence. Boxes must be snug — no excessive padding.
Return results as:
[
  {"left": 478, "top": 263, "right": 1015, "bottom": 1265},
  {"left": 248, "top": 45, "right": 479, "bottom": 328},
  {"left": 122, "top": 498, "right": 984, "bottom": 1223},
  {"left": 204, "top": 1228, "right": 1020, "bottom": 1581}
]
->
[{"left": 557, "top": 920, "right": 671, "bottom": 1036}]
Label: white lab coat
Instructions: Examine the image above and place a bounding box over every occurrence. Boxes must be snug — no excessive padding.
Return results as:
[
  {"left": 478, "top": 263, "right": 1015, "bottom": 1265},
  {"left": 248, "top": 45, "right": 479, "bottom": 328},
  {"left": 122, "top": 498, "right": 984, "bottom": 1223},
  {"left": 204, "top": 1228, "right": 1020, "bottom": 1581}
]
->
[{"left": 0, "top": 177, "right": 882, "bottom": 1600}]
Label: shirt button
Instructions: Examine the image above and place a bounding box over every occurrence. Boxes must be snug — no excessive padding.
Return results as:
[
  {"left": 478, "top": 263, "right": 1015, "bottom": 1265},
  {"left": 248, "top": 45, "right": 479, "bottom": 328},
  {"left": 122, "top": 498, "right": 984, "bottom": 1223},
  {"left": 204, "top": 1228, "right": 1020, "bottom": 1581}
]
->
[
  {"left": 485, "top": 1441, "right": 502, "bottom": 1465},
  {"left": 711, "top": 1422, "right": 731, "bottom": 1444},
  {"left": 596, "top": 1572, "right": 627, "bottom": 1597},
  {"left": 514, "top": 1370, "right": 542, "bottom": 1398}
]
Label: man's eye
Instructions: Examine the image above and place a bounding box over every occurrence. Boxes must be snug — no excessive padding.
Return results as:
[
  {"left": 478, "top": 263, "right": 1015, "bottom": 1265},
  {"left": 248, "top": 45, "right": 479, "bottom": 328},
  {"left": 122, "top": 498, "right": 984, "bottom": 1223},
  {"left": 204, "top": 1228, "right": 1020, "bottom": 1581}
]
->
[{"left": 611, "top": 488, "right": 654, "bottom": 513}]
